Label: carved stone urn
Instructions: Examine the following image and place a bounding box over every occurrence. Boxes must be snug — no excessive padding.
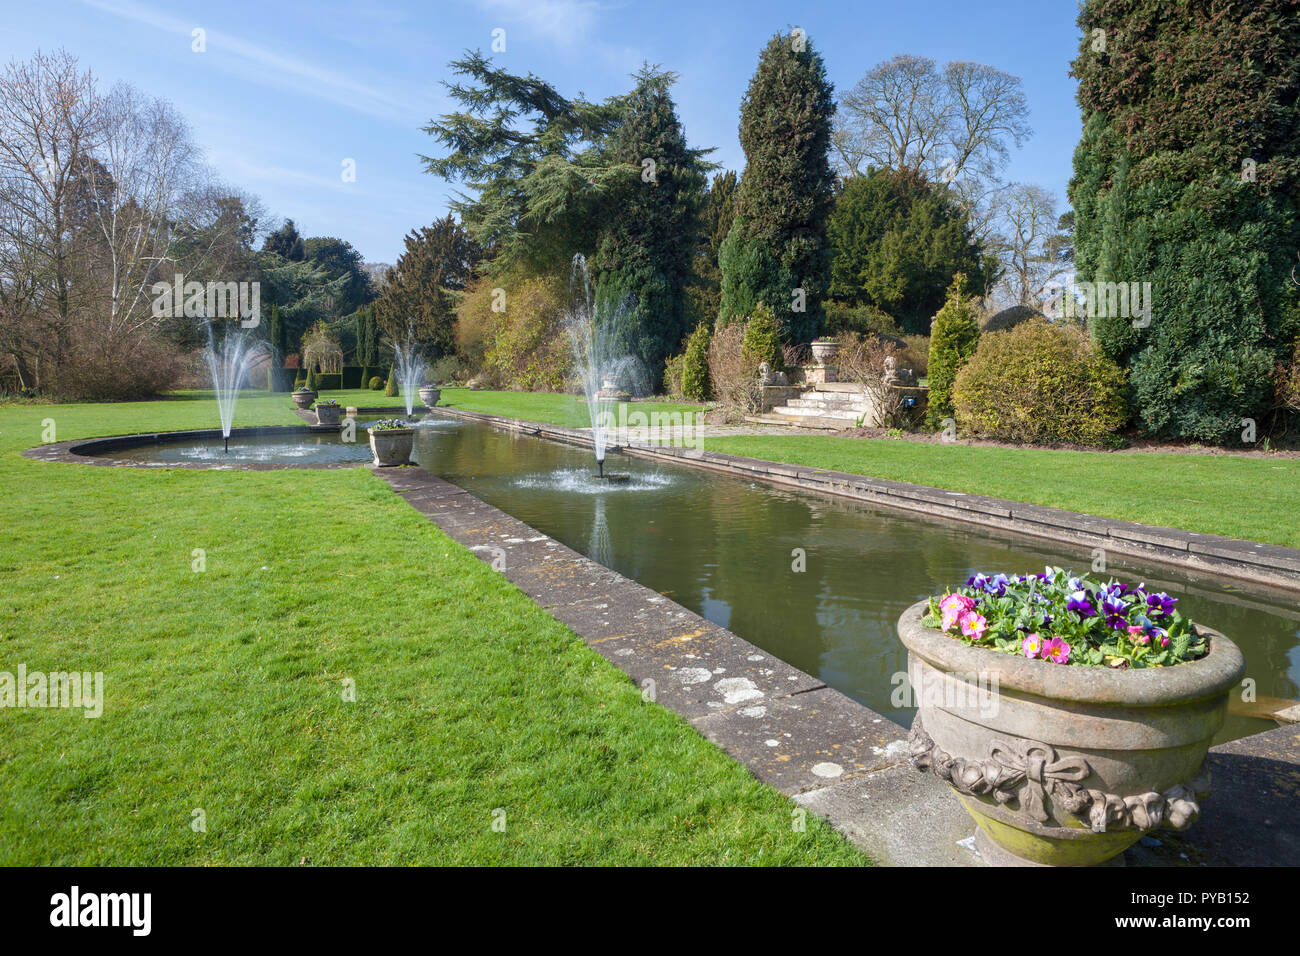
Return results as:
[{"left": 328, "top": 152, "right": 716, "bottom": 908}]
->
[
  {"left": 897, "top": 600, "right": 1244, "bottom": 866},
  {"left": 418, "top": 386, "right": 441, "bottom": 408},
  {"left": 811, "top": 338, "right": 840, "bottom": 364},
  {"left": 367, "top": 426, "right": 414, "bottom": 467}
]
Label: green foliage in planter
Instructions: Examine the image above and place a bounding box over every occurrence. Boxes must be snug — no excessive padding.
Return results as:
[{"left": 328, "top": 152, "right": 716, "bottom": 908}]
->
[
  {"left": 1070, "top": 0, "right": 1300, "bottom": 442},
  {"left": 368, "top": 376, "right": 384, "bottom": 391},
  {"left": 741, "top": 302, "right": 783, "bottom": 371},
  {"left": 682, "top": 322, "right": 712, "bottom": 400},
  {"left": 953, "top": 319, "right": 1127, "bottom": 446},
  {"left": 719, "top": 32, "right": 836, "bottom": 344},
  {"left": 384, "top": 367, "right": 398, "bottom": 397},
  {"left": 925, "top": 275, "right": 980, "bottom": 429}
]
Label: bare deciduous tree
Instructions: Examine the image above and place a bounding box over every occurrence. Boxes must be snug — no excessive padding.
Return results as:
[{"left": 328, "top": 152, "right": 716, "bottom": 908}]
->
[
  {"left": 986, "top": 184, "right": 1072, "bottom": 311},
  {"left": 0, "top": 49, "right": 104, "bottom": 390},
  {"left": 833, "top": 55, "right": 1031, "bottom": 194}
]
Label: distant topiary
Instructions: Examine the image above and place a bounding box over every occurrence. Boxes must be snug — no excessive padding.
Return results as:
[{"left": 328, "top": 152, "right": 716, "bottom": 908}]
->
[
  {"left": 369, "top": 376, "right": 384, "bottom": 390},
  {"left": 305, "top": 368, "right": 319, "bottom": 392},
  {"left": 384, "top": 366, "right": 398, "bottom": 397},
  {"left": 925, "top": 275, "right": 980, "bottom": 429},
  {"left": 953, "top": 319, "right": 1127, "bottom": 446},
  {"left": 741, "top": 303, "right": 783, "bottom": 371},
  {"left": 681, "top": 322, "right": 712, "bottom": 400}
]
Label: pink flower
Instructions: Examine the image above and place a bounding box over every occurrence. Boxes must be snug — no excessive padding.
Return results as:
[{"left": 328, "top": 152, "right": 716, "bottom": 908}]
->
[
  {"left": 1022, "top": 633, "right": 1042, "bottom": 659},
  {"left": 940, "top": 594, "right": 975, "bottom": 632},
  {"left": 1126, "top": 625, "right": 1150, "bottom": 645},
  {"left": 1042, "top": 637, "right": 1071, "bottom": 664},
  {"left": 959, "top": 611, "right": 987, "bottom": 641}
]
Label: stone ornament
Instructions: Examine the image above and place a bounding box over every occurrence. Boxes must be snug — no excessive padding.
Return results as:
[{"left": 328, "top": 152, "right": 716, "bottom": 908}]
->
[{"left": 908, "top": 717, "right": 1207, "bottom": 834}]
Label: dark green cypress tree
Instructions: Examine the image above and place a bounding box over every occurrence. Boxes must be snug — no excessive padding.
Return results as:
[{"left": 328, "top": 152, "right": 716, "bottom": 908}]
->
[
  {"left": 1070, "top": 0, "right": 1300, "bottom": 442},
  {"left": 720, "top": 31, "right": 836, "bottom": 344},
  {"left": 267, "top": 304, "right": 284, "bottom": 391},
  {"left": 592, "top": 67, "right": 710, "bottom": 388}
]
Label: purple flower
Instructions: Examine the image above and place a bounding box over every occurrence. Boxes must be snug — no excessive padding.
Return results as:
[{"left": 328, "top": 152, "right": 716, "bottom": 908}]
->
[
  {"left": 1099, "top": 595, "right": 1129, "bottom": 630},
  {"left": 1146, "top": 592, "right": 1176, "bottom": 617},
  {"left": 1066, "top": 590, "right": 1096, "bottom": 618}
]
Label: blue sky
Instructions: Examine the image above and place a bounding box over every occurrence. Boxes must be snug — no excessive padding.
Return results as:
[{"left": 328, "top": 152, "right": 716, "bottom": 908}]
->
[{"left": 2, "top": 0, "right": 1085, "bottom": 264}]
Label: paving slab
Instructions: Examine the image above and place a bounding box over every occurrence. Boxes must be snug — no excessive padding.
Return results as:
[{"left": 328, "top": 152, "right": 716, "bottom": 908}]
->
[
  {"left": 795, "top": 764, "right": 984, "bottom": 866},
  {"left": 692, "top": 687, "right": 910, "bottom": 795}
]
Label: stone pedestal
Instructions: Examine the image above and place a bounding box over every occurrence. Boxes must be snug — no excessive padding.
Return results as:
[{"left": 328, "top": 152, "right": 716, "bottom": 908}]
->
[{"left": 803, "top": 364, "right": 838, "bottom": 384}]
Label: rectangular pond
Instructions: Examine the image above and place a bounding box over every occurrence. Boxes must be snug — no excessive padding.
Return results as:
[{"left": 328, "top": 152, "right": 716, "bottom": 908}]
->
[{"left": 410, "top": 414, "right": 1300, "bottom": 745}]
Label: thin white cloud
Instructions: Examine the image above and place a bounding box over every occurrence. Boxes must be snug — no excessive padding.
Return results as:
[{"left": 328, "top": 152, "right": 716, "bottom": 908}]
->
[
  {"left": 473, "top": 0, "right": 604, "bottom": 47},
  {"left": 76, "top": 0, "right": 423, "bottom": 124}
]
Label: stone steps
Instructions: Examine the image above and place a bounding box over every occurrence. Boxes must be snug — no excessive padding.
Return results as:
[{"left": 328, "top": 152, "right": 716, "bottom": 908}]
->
[{"left": 745, "top": 413, "right": 851, "bottom": 431}]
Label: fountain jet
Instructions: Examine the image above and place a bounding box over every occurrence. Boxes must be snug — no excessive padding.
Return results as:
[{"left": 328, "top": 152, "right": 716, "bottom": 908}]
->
[
  {"left": 202, "top": 322, "right": 267, "bottom": 452},
  {"left": 392, "top": 333, "right": 426, "bottom": 419},
  {"left": 564, "top": 254, "right": 644, "bottom": 483}
]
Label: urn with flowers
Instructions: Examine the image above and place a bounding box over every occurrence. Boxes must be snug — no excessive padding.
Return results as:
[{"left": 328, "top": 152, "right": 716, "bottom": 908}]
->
[{"left": 899, "top": 568, "right": 1244, "bottom": 866}]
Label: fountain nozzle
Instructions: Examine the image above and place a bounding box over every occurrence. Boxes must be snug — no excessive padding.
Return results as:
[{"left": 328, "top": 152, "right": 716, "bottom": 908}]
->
[{"left": 224, "top": 435, "right": 229, "bottom": 453}]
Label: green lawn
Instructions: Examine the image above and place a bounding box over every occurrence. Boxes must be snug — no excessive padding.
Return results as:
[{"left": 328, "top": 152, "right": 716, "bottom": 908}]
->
[
  {"left": 0, "top": 394, "right": 864, "bottom": 865},
  {"left": 704, "top": 435, "right": 1300, "bottom": 550}
]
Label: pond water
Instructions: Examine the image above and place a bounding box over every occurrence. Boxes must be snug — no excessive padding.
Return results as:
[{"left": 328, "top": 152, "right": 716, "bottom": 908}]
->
[
  {"left": 407, "top": 417, "right": 1300, "bottom": 744},
  {"left": 92, "top": 415, "right": 1300, "bottom": 744}
]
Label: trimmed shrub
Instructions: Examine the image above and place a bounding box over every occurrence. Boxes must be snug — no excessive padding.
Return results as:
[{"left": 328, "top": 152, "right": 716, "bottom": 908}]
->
[
  {"left": 663, "top": 354, "right": 685, "bottom": 399},
  {"left": 341, "top": 366, "right": 365, "bottom": 389},
  {"left": 368, "top": 376, "right": 384, "bottom": 390},
  {"left": 741, "top": 302, "right": 782, "bottom": 371},
  {"left": 431, "top": 355, "right": 465, "bottom": 384},
  {"left": 483, "top": 274, "right": 571, "bottom": 391},
  {"left": 952, "top": 319, "right": 1127, "bottom": 446},
  {"left": 925, "top": 275, "right": 981, "bottom": 429},
  {"left": 313, "top": 373, "right": 341, "bottom": 391},
  {"left": 681, "top": 322, "right": 711, "bottom": 400},
  {"left": 305, "top": 368, "right": 319, "bottom": 392},
  {"left": 384, "top": 367, "right": 398, "bottom": 397}
]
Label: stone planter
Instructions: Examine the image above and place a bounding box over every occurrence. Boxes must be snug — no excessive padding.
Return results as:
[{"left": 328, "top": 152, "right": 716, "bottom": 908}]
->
[
  {"left": 368, "top": 427, "right": 414, "bottom": 467},
  {"left": 314, "top": 404, "right": 341, "bottom": 426},
  {"left": 418, "top": 386, "right": 441, "bottom": 408},
  {"left": 292, "top": 390, "right": 317, "bottom": 409},
  {"left": 811, "top": 339, "right": 840, "bottom": 363},
  {"left": 897, "top": 600, "right": 1244, "bottom": 866}
]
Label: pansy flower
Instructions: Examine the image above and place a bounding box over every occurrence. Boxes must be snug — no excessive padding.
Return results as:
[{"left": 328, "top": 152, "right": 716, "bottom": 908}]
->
[
  {"left": 1146, "top": 592, "right": 1176, "bottom": 618},
  {"left": 1066, "top": 590, "right": 1096, "bottom": 618}
]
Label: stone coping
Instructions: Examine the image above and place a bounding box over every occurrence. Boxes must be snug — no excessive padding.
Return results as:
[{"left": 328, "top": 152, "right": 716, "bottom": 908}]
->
[
  {"left": 429, "top": 406, "right": 1300, "bottom": 595},
  {"left": 21, "top": 424, "right": 356, "bottom": 471}
]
